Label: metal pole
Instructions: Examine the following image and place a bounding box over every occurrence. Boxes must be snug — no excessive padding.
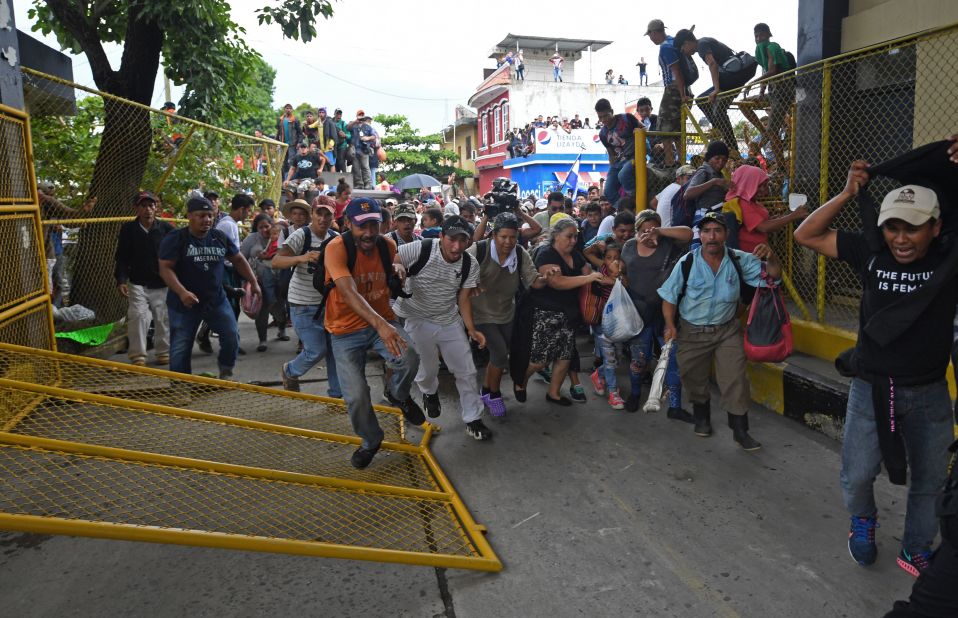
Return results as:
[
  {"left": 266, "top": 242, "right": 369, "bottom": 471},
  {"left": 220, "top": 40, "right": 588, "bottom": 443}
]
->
[
  {"left": 634, "top": 128, "right": 647, "bottom": 209},
  {"left": 817, "top": 62, "right": 832, "bottom": 323}
]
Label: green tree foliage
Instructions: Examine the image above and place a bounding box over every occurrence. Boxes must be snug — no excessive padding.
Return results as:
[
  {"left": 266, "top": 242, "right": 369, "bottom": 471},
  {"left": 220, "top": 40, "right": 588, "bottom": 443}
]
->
[
  {"left": 28, "top": 0, "right": 330, "bottom": 325},
  {"left": 373, "top": 114, "right": 473, "bottom": 183}
]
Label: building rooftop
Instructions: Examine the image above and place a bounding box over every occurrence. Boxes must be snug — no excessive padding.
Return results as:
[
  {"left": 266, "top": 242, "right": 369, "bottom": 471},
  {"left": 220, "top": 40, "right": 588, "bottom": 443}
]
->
[{"left": 489, "top": 33, "right": 613, "bottom": 57}]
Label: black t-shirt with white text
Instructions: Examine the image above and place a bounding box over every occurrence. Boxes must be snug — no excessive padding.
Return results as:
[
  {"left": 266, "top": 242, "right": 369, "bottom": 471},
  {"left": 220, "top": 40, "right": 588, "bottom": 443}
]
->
[
  {"left": 292, "top": 152, "right": 322, "bottom": 179},
  {"left": 837, "top": 231, "right": 958, "bottom": 382}
]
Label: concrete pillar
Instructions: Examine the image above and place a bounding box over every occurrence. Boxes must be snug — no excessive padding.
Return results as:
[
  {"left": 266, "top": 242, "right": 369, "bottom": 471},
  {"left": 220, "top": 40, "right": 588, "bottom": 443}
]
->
[
  {"left": 0, "top": 0, "right": 24, "bottom": 109},
  {"left": 796, "top": 0, "right": 849, "bottom": 65}
]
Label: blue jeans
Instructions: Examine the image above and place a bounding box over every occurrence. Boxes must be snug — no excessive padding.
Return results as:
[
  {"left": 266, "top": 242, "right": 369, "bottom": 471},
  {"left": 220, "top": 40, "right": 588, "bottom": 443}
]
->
[
  {"left": 288, "top": 304, "right": 342, "bottom": 398},
  {"left": 168, "top": 296, "right": 238, "bottom": 375},
  {"left": 603, "top": 158, "right": 635, "bottom": 203},
  {"left": 553, "top": 66, "right": 562, "bottom": 81},
  {"left": 841, "top": 377, "right": 954, "bottom": 553},
  {"left": 331, "top": 322, "right": 419, "bottom": 449},
  {"left": 628, "top": 324, "right": 681, "bottom": 409}
]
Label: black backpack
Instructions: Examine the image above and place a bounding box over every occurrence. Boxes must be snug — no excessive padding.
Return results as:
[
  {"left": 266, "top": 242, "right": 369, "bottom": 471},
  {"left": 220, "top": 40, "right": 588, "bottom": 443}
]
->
[
  {"left": 405, "top": 238, "right": 473, "bottom": 288},
  {"left": 669, "top": 180, "right": 694, "bottom": 228},
  {"left": 299, "top": 226, "right": 341, "bottom": 294},
  {"left": 674, "top": 249, "right": 755, "bottom": 315},
  {"left": 310, "top": 232, "right": 403, "bottom": 316}
]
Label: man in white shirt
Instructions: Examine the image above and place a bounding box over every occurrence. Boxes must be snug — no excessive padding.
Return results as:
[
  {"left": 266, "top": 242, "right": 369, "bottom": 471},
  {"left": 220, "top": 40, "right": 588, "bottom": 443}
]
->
[
  {"left": 652, "top": 165, "right": 696, "bottom": 227},
  {"left": 273, "top": 200, "right": 342, "bottom": 397},
  {"left": 394, "top": 216, "right": 491, "bottom": 440}
]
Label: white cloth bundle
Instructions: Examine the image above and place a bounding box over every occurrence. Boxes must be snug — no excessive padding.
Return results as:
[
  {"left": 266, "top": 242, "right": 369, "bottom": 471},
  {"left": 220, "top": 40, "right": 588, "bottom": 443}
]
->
[{"left": 642, "top": 340, "right": 673, "bottom": 413}]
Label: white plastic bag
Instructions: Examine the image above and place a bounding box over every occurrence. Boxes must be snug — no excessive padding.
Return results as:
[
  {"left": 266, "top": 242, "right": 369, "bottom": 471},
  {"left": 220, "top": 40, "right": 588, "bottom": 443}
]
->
[
  {"left": 643, "top": 340, "right": 673, "bottom": 413},
  {"left": 600, "top": 280, "right": 644, "bottom": 342}
]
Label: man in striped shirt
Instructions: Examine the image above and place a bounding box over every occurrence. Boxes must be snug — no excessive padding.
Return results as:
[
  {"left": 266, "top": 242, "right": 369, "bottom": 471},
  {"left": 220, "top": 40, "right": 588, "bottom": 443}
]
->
[
  {"left": 394, "top": 216, "right": 491, "bottom": 441},
  {"left": 273, "top": 199, "right": 342, "bottom": 397}
]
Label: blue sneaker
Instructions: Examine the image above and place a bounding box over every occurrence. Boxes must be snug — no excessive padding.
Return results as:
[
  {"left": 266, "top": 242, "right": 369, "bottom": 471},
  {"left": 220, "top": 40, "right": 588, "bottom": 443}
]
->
[
  {"left": 897, "top": 548, "right": 932, "bottom": 577},
  {"left": 848, "top": 516, "right": 878, "bottom": 566}
]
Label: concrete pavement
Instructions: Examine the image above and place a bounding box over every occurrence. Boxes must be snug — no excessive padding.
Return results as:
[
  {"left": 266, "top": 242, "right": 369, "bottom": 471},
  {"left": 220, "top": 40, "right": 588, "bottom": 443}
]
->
[{"left": 0, "top": 318, "right": 918, "bottom": 617}]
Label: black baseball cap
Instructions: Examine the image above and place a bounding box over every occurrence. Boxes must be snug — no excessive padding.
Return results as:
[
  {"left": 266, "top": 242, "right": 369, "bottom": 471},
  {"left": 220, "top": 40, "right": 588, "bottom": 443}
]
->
[
  {"left": 697, "top": 211, "right": 728, "bottom": 229},
  {"left": 441, "top": 215, "right": 474, "bottom": 239},
  {"left": 187, "top": 197, "right": 214, "bottom": 213},
  {"left": 133, "top": 190, "right": 158, "bottom": 205}
]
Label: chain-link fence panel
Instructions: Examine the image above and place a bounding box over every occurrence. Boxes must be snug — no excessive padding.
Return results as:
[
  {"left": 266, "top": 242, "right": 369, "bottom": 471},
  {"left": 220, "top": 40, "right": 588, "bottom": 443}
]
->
[
  {"left": 643, "top": 23, "right": 958, "bottom": 335},
  {"left": 22, "top": 69, "right": 285, "bottom": 344}
]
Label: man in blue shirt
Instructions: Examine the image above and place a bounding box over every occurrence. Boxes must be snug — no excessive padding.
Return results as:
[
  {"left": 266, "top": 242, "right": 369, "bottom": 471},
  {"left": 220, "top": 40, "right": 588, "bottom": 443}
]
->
[
  {"left": 158, "top": 197, "right": 260, "bottom": 379},
  {"left": 646, "top": 19, "right": 690, "bottom": 168},
  {"left": 658, "top": 212, "right": 780, "bottom": 450}
]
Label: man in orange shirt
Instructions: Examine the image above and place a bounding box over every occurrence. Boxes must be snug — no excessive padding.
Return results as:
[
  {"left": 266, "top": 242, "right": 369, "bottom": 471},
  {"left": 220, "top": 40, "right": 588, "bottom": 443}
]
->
[{"left": 325, "top": 198, "right": 425, "bottom": 469}]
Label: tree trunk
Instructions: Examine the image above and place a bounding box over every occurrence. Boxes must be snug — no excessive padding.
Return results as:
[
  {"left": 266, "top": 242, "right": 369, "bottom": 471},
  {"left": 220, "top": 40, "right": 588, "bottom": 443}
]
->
[{"left": 51, "top": 3, "right": 164, "bottom": 328}]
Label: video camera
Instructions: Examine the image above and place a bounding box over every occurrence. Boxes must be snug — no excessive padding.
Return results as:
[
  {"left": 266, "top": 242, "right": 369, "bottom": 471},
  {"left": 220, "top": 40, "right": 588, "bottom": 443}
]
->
[{"left": 482, "top": 177, "right": 520, "bottom": 218}]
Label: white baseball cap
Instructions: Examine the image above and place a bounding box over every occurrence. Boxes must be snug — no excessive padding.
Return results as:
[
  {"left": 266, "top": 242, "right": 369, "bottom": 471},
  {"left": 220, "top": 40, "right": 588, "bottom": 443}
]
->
[{"left": 877, "top": 185, "right": 940, "bottom": 226}]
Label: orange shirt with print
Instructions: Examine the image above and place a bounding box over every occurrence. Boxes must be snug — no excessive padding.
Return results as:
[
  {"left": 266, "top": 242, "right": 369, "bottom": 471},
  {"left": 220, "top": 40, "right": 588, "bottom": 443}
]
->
[{"left": 323, "top": 235, "right": 397, "bottom": 335}]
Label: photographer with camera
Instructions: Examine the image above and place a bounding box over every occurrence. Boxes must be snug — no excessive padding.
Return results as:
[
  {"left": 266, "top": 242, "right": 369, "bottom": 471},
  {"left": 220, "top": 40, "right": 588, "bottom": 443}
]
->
[
  {"left": 273, "top": 200, "right": 342, "bottom": 397},
  {"left": 472, "top": 179, "right": 543, "bottom": 244}
]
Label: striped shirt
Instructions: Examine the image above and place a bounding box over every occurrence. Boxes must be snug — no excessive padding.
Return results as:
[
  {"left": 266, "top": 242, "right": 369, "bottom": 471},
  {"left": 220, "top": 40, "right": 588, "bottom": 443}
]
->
[
  {"left": 394, "top": 240, "right": 479, "bottom": 325},
  {"left": 281, "top": 225, "right": 338, "bottom": 305}
]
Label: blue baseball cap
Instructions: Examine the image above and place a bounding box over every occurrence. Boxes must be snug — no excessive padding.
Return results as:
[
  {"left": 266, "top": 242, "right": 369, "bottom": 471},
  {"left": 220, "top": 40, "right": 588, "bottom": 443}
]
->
[{"left": 344, "top": 197, "right": 382, "bottom": 226}]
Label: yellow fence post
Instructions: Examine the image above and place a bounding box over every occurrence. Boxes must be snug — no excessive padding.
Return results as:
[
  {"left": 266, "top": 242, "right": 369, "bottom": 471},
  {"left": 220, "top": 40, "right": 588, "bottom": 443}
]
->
[
  {"left": 679, "top": 106, "right": 687, "bottom": 164},
  {"left": 634, "top": 128, "right": 647, "bottom": 209},
  {"left": 817, "top": 62, "right": 832, "bottom": 323}
]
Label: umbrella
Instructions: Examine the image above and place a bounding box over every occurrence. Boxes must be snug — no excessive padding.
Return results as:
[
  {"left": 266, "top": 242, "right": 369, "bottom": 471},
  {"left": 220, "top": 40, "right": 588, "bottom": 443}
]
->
[{"left": 393, "top": 173, "right": 442, "bottom": 191}]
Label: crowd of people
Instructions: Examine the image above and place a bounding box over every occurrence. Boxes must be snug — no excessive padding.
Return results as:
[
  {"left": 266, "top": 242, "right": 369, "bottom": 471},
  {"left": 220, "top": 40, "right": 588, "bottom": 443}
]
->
[
  {"left": 109, "top": 63, "right": 958, "bottom": 606},
  {"left": 271, "top": 105, "right": 385, "bottom": 194},
  {"left": 645, "top": 19, "right": 794, "bottom": 169}
]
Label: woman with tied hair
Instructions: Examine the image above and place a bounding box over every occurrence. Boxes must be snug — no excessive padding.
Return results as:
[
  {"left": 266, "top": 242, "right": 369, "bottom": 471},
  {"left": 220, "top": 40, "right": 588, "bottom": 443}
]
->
[
  {"left": 521, "top": 216, "right": 603, "bottom": 406},
  {"left": 467, "top": 213, "right": 557, "bottom": 416},
  {"left": 239, "top": 212, "right": 288, "bottom": 351}
]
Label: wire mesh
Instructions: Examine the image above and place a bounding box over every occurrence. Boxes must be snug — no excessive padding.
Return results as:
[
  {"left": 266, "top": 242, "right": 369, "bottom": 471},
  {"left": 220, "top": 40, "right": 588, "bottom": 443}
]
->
[
  {"left": 0, "top": 97, "right": 502, "bottom": 571},
  {"left": 22, "top": 68, "right": 285, "bottom": 332},
  {"left": 648, "top": 24, "right": 958, "bottom": 333},
  {"left": 0, "top": 387, "right": 435, "bottom": 491},
  {"left": 0, "top": 343, "right": 404, "bottom": 444},
  {"left": 0, "top": 443, "right": 478, "bottom": 560},
  {"left": 0, "top": 305, "right": 53, "bottom": 352},
  {"left": 0, "top": 215, "right": 46, "bottom": 313},
  {"left": 0, "top": 108, "right": 34, "bottom": 204}
]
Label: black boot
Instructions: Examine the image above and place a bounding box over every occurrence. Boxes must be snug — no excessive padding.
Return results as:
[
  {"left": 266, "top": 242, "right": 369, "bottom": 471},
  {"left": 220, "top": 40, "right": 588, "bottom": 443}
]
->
[
  {"left": 692, "top": 401, "right": 712, "bottom": 437},
  {"left": 729, "top": 413, "right": 762, "bottom": 451}
]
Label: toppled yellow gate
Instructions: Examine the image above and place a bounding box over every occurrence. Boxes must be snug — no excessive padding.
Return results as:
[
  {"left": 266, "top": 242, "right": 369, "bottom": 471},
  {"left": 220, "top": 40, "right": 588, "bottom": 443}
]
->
[{"left": 0, "top": 103, "right": 501, "bottom": 572}]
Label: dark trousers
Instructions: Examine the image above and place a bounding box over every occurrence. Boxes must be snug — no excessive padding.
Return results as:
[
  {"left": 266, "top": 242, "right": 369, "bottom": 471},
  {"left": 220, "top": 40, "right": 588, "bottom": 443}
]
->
[{"left": 884, "top": 537, "right": 958, "bottom": 617}]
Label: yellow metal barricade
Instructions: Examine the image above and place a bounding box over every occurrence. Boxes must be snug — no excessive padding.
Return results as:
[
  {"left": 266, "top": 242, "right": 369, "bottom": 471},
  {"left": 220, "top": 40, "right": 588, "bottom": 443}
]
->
[{"left": 0, "top": 103, "right": 502, "bottom": 572}]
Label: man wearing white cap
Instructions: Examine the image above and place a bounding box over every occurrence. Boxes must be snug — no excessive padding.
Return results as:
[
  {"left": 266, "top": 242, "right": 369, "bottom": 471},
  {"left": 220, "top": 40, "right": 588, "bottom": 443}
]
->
[{"left": 794, "top": 162, "right": 957, "bottom": 577}]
